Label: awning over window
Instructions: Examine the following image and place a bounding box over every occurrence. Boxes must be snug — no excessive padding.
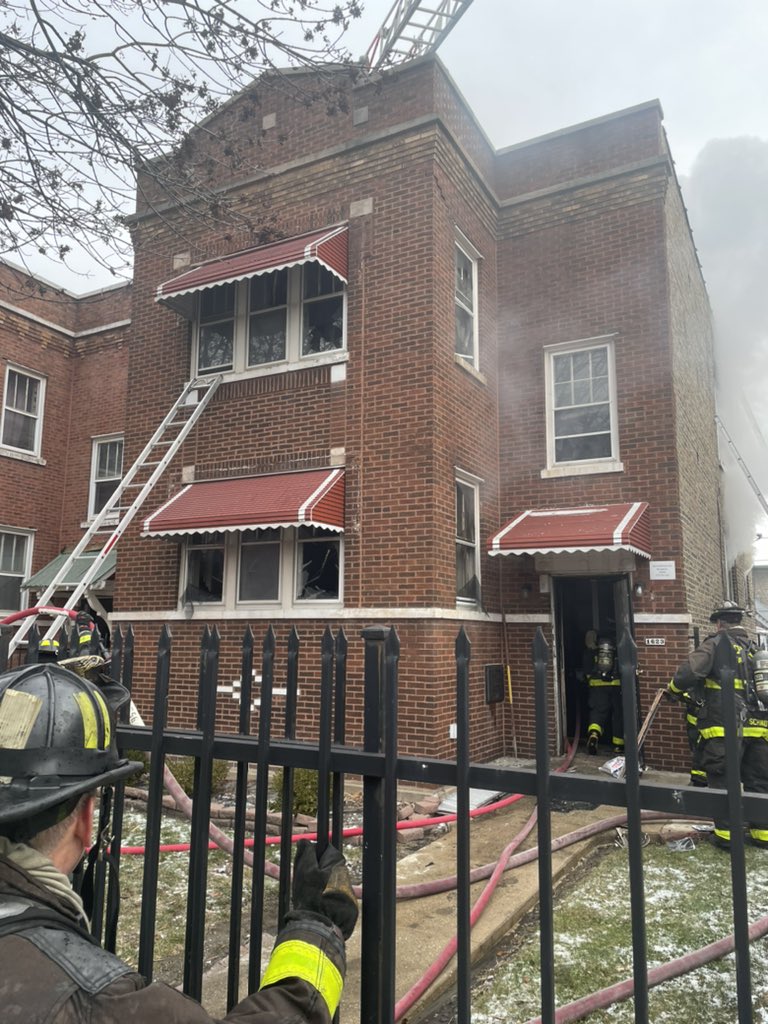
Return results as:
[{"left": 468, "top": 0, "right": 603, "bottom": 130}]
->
[
  {"left": 142, "top": 468, "right": 345, "bottom": 537},
  {"left": 156, "top": 225, "right": 349, "bottom": 314},
  {"left": 488, "top": 502, "right": 651, "bottom": 558},
  {"left": 22, "top": 549, "right": 117, "bottom": 591}
]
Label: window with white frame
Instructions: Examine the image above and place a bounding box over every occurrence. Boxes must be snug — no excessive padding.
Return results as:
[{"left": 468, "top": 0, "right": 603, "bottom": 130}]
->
[
  {"left": 1, "top": 367, "right": 45, "bottom": 455},
  {"left": 89, "top": 436, "right": 124, "bottom": 518},
  {"left": 182, "top": 527, "right": 342, "bottom": 609},
  {"left": 546, "top": 339, "right": 619, "bottom": 468},
  {"left": 195, "top": 264, "right": 345, "bottom": 377},
  {"left": 454, "top": 235, "right": 479, "bottom": 368},
  {"left": 0, "top": 529, "right": 32, "bottom": 612},
  {"left": 456, "top": 477, "right": 480, "bottom": 604}
]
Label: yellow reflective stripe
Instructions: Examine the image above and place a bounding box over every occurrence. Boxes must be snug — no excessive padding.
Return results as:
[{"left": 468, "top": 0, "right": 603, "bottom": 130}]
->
[
  {"left": 699, "top": 725, "right": 724, "bottom": 739},
  {"left": 92, "top": 688, "right": 110, "bottom": 748},
  {"left": 750, "top": 829, "right": 768, "bottom": 842},
  {"left": 588, "top": 679, "right": 620, "bottom": 687},
  {"left": 75, "top": 691, "right": 99, "bottom": 749},
  {"left": 669, "top": 680, "right": 685, "bottom": 694},
  {"left": 686, "top": 713, "right": 698, "bottom": 726},
  {"left": 743, "top": 726, "right": 768, "bottom": 740},
  {"left": 260, "top": 939, "right": 343, "bottom": 1018},
  {"left": 587, "top": 724, "right": 603, "bottom": 737},
  {"left": 705, "top": 678, "right": 745, "bottom": 690},
  {"left": 714, "top": 827, "right": 730, "bottom": 841}
]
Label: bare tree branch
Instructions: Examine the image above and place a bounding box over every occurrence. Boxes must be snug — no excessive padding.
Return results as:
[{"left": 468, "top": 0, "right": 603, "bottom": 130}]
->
[{"left": 0, "top": 0, "right": 364, "bottom": 278}]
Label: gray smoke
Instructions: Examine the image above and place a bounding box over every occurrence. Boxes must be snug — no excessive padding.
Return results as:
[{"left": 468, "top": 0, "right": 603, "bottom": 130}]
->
[{"left": 682, "top": 137, "right": 768, "bottom": 560}]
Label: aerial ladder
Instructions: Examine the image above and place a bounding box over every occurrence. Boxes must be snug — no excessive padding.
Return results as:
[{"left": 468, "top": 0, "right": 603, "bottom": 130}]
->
[
  {"left": 716, "top": 414, "right": 768, "bottom": 520},
  {"left": 7, "top": 375, "right": 222, "bottom": 657},
  {"left": 366, "top": 0, "right": 475, "bottom": 71}
]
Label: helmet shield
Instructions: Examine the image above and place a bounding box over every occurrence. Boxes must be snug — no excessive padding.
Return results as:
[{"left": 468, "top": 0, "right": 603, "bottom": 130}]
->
[{"left": 0, "top": 663, "right": 140, "bottom": 829}]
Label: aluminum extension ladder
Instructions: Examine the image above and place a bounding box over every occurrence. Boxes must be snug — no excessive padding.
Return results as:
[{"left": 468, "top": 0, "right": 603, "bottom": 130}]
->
[{"left": 8, "top": 374, "right": 223, "bottom": 656}]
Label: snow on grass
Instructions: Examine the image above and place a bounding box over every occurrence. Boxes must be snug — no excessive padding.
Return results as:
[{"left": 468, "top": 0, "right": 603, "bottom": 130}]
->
[{"left": 471, "top": 840, "right": 768, "bottom": 1023}]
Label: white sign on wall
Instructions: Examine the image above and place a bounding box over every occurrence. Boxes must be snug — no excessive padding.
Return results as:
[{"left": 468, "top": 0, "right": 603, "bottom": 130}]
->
[{"left": 649, "top": 560, "right": 676, "bottom": 580}]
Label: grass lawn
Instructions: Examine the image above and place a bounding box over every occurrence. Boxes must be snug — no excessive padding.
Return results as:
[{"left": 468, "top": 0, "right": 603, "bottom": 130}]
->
[{"left": 470, "top": 840, "right": 768, "bottom": 1023}]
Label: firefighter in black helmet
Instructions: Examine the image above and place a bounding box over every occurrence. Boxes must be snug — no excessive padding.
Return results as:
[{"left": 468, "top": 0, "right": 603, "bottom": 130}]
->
[
  {"left": 668, "top": 601, "right": 768, "bottom": 849},
  {"left": 585, "top": 636, "right": 624, "bottom": 755},
  {"left": 0, "top": 662, "right": 357, "bottom": 1022}
]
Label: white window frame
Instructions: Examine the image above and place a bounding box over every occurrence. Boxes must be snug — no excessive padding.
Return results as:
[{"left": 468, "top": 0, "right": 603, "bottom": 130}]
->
[
  {"left": 0, "top": 527, "right": 33, "bottom": 614},
  {"left": 455, "top": 470, "right": 481, "bottom": 606},
  {"left": 180, "top": 527, "right": 343, "bottom": 612},
  {"left": 88, "top": 434, "right": 124, "bottom": 521},
  {"left": 542, "top": 335, "right": 623, "bottom": 479},
  {"left": 454, "top": 230, "right": 481, "bottom": 371},
  {"left": 191, "top": 265, "right": 347, "bottom": 381},
  {"left": 1, "top": 365, "right": 46, "bottom": 457}
]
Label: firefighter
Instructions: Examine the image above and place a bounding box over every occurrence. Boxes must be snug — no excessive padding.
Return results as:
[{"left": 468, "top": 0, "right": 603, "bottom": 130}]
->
[
  {"left": 667, "top": 601, "right": 768, "bottom": 849},
  {"left": 0, "top": 662, "right": 358, "bottom": 1022},
  {"left": 585, "top": 636, "right": 624, "bottom": 755}
]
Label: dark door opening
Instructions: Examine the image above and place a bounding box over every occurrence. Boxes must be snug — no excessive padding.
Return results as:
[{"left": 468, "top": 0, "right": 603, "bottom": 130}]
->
[{"left": 554, "top": 575, "right": 633, "bottom": 746}]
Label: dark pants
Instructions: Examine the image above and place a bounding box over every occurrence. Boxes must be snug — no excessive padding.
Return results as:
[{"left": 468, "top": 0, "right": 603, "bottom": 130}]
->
[
  {"left": 698, "top": 699, "right": 768, "bottom": 844},
  {"left": 587, "top": 682, "right": 624, "bottom": 749}
]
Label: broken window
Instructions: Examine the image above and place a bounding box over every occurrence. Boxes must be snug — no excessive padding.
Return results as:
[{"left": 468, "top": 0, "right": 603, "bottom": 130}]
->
[
  {"left": 456, "top": 477, "right": 480, "bottom": 604},
  {"left": 296, "top": 527, "right": 340, "bottom": 600},
  {"left": 185, "top": 533, "right": 225, "bottom": 603}
]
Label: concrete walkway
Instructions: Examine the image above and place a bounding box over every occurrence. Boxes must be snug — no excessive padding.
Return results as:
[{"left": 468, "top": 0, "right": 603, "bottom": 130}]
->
[{"left": 201, "top": 756, "right": 691, "bottom": 1021}]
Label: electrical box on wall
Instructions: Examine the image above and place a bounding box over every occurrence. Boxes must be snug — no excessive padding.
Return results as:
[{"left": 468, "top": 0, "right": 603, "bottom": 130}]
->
[{"left": 484, "top": 664, "right": 505, "bottom": 704}]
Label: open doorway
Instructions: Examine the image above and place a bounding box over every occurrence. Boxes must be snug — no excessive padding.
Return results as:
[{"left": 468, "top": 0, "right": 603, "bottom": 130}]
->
[{"left": 554, "top": 575, "right": 633, "bottom": 749}]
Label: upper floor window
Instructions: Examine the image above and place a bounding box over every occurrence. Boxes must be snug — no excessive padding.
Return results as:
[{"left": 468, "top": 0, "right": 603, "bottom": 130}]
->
[
  {"left": 89, "top": 435, "right": 124, "bottom": 519},
  {"left": 545, "top": 338, "right": 620, "bottom": 473},
  {"left": 456, "top": 475, "right": 480, "bottom": 605},
  {"left": 0, "top": 529, "right": 32, "bottom": 613},
  {"left": 1, "top": 367, "right": 45, "bottom": 455},
  {"left": 183, "top": 527, "right": 342, "bottom": 610},
  {"left": 455, "top": 233, "right": 480, "bottom": 369},
  {"left": 195, "top": 265, "right": 346, "bottom": 377}
]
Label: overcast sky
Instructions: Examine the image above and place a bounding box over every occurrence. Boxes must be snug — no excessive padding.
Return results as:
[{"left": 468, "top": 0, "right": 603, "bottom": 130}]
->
[{"left": 16, "top": 0, "right": 768, "bottom": 557}]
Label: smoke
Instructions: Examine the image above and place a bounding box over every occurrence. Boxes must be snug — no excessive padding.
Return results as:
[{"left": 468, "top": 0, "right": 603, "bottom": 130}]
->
[{"left": 681, "top": 137, "right": 768, "bottom": 560}]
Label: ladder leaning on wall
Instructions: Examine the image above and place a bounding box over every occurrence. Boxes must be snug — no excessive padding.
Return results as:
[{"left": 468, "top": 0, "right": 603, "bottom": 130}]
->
[{"left": 7, "top": 374, "right": 223, "bottom": 658}]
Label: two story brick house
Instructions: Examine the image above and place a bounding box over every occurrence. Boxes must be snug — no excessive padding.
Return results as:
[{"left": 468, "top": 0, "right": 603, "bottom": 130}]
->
[
  {"left": 0, "top": 261, "right": 130, "bottom": 630},
  {"left": 1, "top": 56, "right": 727, "bottom": 770}
]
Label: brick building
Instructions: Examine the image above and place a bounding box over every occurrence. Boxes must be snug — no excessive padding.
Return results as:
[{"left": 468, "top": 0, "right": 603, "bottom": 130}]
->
[
  {"left": 0, "top": 261, "right": 130, "bottom": 630},
  {"left": 1, "top": 57, "right": 733, "bottom": 770}
]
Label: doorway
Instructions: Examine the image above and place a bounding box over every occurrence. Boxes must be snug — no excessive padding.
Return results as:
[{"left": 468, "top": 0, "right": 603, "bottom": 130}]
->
[{"left": 553, "top": 575, "right": 634, "bottom": 748}]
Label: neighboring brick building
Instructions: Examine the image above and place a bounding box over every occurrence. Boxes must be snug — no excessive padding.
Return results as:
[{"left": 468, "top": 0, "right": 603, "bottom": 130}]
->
[
  {"left": 1, "top": 57, "right": 735, "bottom": 770},
  {"left": 0, "top": 261, "right": 131, "bottom": 626}
]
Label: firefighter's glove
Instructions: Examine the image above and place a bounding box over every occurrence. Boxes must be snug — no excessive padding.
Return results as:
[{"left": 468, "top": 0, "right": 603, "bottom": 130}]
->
[
  {"left": 291, "top": 839, "right": 358, "bottom": 940},
  {"left": 663, "top": 687, "right": 680, "bottom": 703},
  {"left": 75, "top": 610, "right": 94, "bottom": 648}
]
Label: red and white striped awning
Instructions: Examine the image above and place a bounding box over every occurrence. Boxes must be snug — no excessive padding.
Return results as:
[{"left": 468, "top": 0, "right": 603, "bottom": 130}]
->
[
  {"left": 157, "top": 224, "right": 348, "bottom": 314},
  {"left": 489, "top": 502, "right": 651, "bottom": 558},
  {"left": 142, "top": 469, "right": 345, "bottom": 537}
]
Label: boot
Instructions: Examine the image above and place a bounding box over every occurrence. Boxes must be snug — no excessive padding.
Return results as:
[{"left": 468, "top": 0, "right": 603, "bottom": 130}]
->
[{"left": 587, "top": 732, "right": 599, "bottom": 755}]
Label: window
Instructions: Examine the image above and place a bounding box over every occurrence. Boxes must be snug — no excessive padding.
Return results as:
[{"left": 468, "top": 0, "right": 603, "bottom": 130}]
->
[
  {"left": 456, "top": 477, "right": 480, "bottom": 604},
  {"left": 454, "top": 235, "right": 480, "bottom": 368},
  {"left": 0, "top": 529, "right": 32, "bottom": 612},
  {"left": 183, "top": 527, "right": 342, "bottom": 610},
  {"left": 195, "top": 265, "right": 345, "bottom": 377},
  {"left": 545, "top": 338, "right": 620, "bottom": 472},
  {"left": 89, "top": 436, "right": 124, "bottom": 518},
  {"left": 1, "top": 367, "right": 45, "bottom": 455}
]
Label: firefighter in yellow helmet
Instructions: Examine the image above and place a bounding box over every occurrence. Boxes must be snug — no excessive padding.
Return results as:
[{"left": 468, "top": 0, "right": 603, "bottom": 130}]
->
[{"left": 0, "top": 662, "right": 357, "bottom": 1022}]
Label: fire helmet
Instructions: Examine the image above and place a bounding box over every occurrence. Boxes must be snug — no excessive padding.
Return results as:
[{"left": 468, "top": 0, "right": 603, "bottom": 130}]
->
[
  {"left": 0, "top": 663, "right": 140, "bottom": 835},
  {"left": 709, "top": 601, "right": 745, "bottom": 624}
]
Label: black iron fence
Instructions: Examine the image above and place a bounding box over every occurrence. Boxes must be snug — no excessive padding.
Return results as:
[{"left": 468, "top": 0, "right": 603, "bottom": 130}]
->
[{"left": 0, "top": 618, "right": 764, "bottom": 1023}]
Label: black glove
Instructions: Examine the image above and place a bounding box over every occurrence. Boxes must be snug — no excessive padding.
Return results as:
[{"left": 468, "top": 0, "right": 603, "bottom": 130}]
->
[
  {"left": 291, "top": 839, "right": 358, "bottom": 940},
  {"left": 76, "top": 610, "right": 94, "bottom": 645},
  {"left": 663, "top": 688, "right": 680, "bottom": 703}
]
